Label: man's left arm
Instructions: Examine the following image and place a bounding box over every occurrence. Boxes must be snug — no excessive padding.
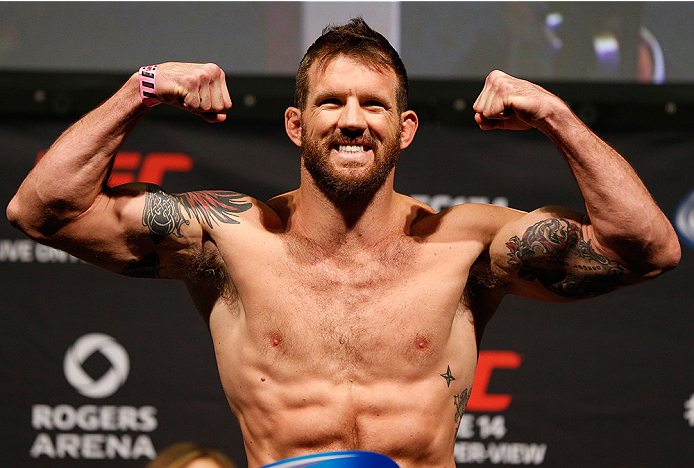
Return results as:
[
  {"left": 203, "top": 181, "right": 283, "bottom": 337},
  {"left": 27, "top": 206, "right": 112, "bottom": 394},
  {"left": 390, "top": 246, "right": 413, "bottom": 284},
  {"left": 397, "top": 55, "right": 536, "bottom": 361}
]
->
[{"left": 475, "top": 70, "right": 681, "bottom": 301}]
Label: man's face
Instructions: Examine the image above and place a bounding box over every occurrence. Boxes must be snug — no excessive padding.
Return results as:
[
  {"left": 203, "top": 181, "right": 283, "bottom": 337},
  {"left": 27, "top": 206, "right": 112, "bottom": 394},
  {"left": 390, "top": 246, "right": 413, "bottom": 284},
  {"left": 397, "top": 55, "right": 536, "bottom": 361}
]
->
[{"left": 299, "top": 55, "right": 404, "bottom": 201}]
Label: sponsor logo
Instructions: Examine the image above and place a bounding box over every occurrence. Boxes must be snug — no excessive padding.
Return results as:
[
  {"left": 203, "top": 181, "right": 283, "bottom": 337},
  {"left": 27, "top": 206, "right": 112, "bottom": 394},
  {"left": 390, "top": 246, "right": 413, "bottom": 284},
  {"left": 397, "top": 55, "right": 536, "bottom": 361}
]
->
[
  {"left": 30, "top": 405, "right": 158, "bottom": 460},
  {"left": 467, "top": 351, "right": 522, "bottom": 412},
  {"left": 675, "top": 189, "right": 694, "bottom": 250},
  {"left": 36, "top": 150, "right": 194, "bottom": 186},
  {"left": 29, "top": 334, "right": 158, "bottom": 460},
  {"left": 0, "top": 238, "right": 81, "bottom": 263},
  {"left": 64, "top": 333, "right": 129, "bottom": 399},
  {"left": 455, "top": 351, "right": 548, "bottom": 465}
]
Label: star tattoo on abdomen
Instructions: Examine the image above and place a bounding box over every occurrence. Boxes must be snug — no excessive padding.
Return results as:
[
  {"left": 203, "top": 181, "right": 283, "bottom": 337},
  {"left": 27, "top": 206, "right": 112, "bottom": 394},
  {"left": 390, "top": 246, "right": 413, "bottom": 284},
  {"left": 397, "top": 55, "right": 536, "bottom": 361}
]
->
[{"left": 440, "top": 366, "right": 456, "bottom": 387}]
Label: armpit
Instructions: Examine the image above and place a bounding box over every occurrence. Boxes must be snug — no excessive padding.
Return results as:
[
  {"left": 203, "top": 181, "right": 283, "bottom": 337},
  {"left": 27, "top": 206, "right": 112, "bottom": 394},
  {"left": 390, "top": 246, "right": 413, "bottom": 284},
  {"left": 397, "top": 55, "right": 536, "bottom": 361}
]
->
[
  {"left": 505, "top": 218, "right": 624, "bottom": 299},
  {"left": 463, "top": 252, "right": 508, "bottom": 332},
  {"left": 464, "top": 254, "right": 505, "bottom": 305},
  {"left": 186, "top": 249, "right": 235, "bottom": 300}
]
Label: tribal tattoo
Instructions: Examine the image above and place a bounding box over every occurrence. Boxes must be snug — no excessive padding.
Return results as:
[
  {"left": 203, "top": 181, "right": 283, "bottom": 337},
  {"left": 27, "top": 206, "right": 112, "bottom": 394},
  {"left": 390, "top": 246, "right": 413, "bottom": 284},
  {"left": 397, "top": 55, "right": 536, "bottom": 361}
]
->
[
  {"left": 454, "top": 388, "right": 472, "bottom": 424},
  {"left": 142, "top": 185, "right": 252, "bottom": 244},
  {"left": 142, "top": 186, "right": 188, "bottom": 244},
  {"left": 506, "top": 218, "right": 624, "bottom": 299},
  {"left": 177, "top": 191, "right": 253, "bottom": 228}
]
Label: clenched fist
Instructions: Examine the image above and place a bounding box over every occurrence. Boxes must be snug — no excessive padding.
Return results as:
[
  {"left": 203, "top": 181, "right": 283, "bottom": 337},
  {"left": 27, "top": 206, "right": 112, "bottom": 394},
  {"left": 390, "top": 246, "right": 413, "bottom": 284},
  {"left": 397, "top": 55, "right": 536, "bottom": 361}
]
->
[
  {"left": 152, "top": 62, "right": 232, "bottom": 123},
  {"left": 473, "top": 70, "right": 567, "bottom": 131}
]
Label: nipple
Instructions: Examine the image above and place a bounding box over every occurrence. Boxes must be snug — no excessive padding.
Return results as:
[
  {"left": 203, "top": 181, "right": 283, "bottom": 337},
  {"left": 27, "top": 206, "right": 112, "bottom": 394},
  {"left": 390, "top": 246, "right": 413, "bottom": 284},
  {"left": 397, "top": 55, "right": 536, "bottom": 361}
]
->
[
  {"left": 270, "top": 333, "right": 283, "bottom": 348},
  {"left": 415, "top": 335, "right": 430, "bottom": 351}
]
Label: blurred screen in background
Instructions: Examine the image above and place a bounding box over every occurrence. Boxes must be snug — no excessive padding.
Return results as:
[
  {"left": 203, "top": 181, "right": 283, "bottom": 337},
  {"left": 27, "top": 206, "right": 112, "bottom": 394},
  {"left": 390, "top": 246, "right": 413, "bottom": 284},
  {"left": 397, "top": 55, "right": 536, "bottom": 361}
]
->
[{"left": 0, "top": 1, "right": 691, "bottom": 84}]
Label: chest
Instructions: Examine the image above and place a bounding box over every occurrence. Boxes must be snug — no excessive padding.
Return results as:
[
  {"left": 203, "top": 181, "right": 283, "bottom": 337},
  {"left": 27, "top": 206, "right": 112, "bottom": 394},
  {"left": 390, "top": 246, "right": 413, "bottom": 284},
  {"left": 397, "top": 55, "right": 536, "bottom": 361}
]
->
[
  {"left": 230, "top": 234, "right": 476, "bottom": 367},
  {"left": 274, "top": 234, "right": 464, "bottom": 313}
]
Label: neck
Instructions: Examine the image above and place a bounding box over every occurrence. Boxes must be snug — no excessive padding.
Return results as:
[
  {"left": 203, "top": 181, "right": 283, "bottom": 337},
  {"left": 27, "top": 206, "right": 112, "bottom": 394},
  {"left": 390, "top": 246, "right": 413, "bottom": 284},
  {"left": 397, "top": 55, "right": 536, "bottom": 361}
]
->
[{"left": 291, "top": 168, "right": 404, "bottom": 245}]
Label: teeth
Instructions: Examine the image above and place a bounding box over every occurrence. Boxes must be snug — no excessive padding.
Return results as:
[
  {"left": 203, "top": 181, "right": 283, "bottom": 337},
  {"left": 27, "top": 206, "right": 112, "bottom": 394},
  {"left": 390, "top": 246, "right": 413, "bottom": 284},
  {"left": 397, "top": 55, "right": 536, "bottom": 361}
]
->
[{"left": 338, "top": 145, "right": 366, "bottom": 153}]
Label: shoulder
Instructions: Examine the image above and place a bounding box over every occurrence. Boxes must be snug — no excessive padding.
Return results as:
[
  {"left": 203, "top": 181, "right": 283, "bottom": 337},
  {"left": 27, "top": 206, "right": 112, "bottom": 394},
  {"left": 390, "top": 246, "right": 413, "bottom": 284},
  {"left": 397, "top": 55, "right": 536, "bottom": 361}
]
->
[
  {"left": 409, "top": 199, "right": 526, "bottom": 245},
  {"left": 170, "top": 189, "right": 285, "bottom": 235},
  {"left": 175, "top": 191, "right": 285, "bottom": 291}
]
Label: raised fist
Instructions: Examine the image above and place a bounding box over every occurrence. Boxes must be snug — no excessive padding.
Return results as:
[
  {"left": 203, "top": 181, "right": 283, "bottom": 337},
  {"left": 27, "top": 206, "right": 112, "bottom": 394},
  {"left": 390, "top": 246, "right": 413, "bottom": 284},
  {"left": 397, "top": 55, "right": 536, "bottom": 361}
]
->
[
  {"left": 472, "top": 70, "right": 565, "bottom": 131},
  {"left": 153, "top": 62, "right": 232, "bottom": 123}
]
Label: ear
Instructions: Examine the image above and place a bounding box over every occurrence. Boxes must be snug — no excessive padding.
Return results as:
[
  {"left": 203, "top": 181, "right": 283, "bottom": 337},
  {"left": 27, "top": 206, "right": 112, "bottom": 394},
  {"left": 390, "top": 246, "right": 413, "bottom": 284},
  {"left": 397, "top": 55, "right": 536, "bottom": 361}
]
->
[
  {"left": 399, "top": 110, "right": 418, "bottom": 150},
  {"left": 285, "top": 107, "right": 302, "bottom": 147}
]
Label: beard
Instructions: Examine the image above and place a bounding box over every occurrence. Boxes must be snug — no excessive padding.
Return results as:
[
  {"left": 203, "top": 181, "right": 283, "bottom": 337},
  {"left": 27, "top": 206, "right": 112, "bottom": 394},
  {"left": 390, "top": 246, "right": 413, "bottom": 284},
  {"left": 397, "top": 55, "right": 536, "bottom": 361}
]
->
[{"left": 301, "top": 128, "right": 401, "bottom": 203}]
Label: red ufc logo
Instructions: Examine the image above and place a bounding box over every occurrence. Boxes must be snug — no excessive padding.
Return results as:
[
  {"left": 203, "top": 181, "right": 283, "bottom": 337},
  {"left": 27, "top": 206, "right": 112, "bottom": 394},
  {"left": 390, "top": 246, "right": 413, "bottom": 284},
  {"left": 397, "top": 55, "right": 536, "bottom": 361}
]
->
[
  {"left": 35, "top": 151, "right": 193, "bottom": 186},
  {"left": 467, "top": 350, "right": 522, "bottom": 412}
]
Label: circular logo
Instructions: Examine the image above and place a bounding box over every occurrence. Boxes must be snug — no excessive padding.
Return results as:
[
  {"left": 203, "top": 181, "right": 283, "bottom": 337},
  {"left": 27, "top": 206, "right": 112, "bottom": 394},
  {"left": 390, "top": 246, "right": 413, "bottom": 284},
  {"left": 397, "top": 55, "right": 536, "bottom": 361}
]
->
[
  {"left": 675, "top": 189, "right": 694, "bottom": 251},
  {"left": 63, "top": 333, "right": 130, "bottom": 399}
]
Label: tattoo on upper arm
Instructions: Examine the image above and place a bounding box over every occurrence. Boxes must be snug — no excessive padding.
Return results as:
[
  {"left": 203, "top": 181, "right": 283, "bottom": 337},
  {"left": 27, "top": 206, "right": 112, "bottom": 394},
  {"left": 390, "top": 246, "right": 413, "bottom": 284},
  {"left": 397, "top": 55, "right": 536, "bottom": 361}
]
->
[
  {"left": 143, "top": 186, "right": 188, "bottom": 244},
  {"left": 505, "top": 218, "right": 624, "bottom": 299},
  {"left": 142, "top": 185, "right": 252, "bottom": 244},
  {"left": 121, "top": 251, "right": 164, "bottom": 278},
  {"left": 177, "top": 191, "right": 253, "bottom": 228}
]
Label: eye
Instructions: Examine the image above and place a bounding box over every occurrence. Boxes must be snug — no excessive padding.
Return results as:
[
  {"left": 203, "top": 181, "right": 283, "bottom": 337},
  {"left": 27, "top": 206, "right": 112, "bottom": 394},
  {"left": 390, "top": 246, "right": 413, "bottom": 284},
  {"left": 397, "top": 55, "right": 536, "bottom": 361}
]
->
[
  {"left": 320, "top": 98, "right": 341, "bottom": 106},
  {"left": 364, "top": 100, "right": 386, "bottom": 108}
]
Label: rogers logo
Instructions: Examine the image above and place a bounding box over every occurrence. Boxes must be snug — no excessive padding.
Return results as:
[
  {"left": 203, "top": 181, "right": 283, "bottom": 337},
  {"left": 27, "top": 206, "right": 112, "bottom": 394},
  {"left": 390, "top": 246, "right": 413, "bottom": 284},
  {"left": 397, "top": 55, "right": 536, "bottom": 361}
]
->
[
  {"left": 30, "top": 334, "right": 157, "bottom": 460},
  {"left": 675, "top": 189, "right": 694, "bottom": 251},
  {"left": 63, "top": 334, "right": 130, "bottom": 399}
]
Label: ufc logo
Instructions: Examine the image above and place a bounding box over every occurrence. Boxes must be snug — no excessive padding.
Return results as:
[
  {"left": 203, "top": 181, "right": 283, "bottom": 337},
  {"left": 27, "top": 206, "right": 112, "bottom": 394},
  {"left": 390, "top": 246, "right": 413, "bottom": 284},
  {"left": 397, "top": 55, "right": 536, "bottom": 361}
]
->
[
  {"left": 36, "top": 151, "right": 194, "bottom": 186},
  {"left": 467, "top": 350, "right": 522, "bottom": 412}
]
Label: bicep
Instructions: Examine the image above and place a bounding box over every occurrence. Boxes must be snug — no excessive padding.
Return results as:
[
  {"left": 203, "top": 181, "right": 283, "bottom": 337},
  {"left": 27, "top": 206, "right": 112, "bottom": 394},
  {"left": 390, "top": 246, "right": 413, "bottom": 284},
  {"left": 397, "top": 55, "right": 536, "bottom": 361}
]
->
[
  {"left": 47, "top": 183, "right": 205, "bottom": 279},
  {"left": 490, "top": 206, "right": 629, "bottom": 302}
]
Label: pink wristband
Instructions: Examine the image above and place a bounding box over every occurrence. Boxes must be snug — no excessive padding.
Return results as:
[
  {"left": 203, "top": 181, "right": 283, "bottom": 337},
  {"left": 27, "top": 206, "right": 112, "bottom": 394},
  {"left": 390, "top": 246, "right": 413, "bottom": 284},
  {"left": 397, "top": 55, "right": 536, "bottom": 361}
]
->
[{"left": 139, "top": 65, "right": 161, "bottom": 107}]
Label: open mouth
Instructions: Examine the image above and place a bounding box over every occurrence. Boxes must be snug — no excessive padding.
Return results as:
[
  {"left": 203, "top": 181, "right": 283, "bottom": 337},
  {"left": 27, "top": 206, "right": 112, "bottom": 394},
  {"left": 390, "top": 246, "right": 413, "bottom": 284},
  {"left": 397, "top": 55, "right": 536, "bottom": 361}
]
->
[{"left": 334, "top": 144, "right": 372, "bottom": 153}]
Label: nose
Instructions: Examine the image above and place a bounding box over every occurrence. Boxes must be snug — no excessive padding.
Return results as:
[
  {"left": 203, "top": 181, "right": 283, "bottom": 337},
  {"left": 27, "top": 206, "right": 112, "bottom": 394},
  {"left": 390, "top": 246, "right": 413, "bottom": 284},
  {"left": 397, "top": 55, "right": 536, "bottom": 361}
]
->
[{"left": 337, "top": 98, "right": 366, "bottom": 139}]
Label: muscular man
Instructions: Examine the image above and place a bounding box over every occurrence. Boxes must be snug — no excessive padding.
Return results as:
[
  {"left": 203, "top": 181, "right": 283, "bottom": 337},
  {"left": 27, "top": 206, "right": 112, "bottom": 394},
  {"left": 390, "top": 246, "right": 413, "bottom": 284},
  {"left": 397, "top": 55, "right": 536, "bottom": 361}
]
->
[{"left": 7, "top": 18, "right": 680, "bottom": 468}]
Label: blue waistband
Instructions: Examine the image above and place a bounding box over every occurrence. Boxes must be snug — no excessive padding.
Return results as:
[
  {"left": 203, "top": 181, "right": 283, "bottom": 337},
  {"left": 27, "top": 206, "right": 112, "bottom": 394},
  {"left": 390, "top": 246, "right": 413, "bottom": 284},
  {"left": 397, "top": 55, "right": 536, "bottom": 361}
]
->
[{"left": 261, "top": 451, "right": 399, "bottom": 468}]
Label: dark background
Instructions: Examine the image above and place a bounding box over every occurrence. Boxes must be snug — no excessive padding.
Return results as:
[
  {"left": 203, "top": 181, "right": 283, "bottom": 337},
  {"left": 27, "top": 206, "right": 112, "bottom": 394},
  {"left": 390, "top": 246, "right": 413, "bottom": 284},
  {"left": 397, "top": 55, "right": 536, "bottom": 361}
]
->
[{"left": 1, "top": 2, "right": 693, "bottom": 468}]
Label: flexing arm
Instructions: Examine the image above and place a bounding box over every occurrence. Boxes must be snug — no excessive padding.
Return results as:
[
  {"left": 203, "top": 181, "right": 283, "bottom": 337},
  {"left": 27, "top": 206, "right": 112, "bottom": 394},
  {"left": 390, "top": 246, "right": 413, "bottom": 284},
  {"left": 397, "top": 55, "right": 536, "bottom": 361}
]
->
[
  {"left": 474, "top": 70, "right": 680, "bottom": 301},
  {"left": 6, "top": 62, "right": 234, "bottom": 277}
]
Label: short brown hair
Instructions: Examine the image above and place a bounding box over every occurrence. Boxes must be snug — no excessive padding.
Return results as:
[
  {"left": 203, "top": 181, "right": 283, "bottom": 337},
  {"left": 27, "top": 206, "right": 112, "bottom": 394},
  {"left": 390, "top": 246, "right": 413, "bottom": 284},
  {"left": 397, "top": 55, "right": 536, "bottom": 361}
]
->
[{"left": 294, "top": 17, "right": 409, "bottom": 112}]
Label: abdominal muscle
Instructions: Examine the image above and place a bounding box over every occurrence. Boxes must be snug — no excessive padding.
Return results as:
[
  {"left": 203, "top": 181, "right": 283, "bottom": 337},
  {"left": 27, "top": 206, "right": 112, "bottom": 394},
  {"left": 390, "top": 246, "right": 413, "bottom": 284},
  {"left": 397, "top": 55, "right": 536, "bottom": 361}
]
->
[
  {"left": 238, "top": 372, "right": 460, "bottom": 468},
  {"left": 200, "top": 223, "right": 483, "bottom": 468},
  {"left": 209, "top": 292, "right": 478, "bottom": 468}
]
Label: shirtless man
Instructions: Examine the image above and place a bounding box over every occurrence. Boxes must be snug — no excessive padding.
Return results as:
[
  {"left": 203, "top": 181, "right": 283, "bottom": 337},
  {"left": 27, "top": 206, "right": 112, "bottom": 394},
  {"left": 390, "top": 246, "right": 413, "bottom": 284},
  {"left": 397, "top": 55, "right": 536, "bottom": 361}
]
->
[{"left": 7, "top": 18, "right": 680, "bottom": 468}]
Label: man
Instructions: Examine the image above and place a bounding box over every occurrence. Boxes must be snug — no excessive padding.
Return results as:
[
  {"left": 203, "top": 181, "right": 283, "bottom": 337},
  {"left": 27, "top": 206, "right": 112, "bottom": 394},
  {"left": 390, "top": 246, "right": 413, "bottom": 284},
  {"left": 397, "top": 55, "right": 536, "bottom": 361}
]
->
[{"left": 7, "top": 18, "right": 680, "bottom": 468}]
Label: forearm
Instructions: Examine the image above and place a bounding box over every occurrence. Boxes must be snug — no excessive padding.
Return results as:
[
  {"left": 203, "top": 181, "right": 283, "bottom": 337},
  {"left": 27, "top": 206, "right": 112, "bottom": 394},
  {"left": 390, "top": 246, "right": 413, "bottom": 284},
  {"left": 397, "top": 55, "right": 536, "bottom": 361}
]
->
[
  {"left": 539, "top": 106, "right": 680, "bottom": 275},
  {"left": 7, "top": 72, "right": 147, "bottom": 237}
]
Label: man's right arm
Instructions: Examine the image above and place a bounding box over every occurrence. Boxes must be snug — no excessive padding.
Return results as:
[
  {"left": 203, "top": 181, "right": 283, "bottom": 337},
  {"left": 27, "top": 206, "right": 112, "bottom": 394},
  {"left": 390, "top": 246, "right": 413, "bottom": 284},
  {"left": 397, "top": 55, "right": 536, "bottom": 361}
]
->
[{"left": 6, "top": 62, "right": 233, "bottom": 278}]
